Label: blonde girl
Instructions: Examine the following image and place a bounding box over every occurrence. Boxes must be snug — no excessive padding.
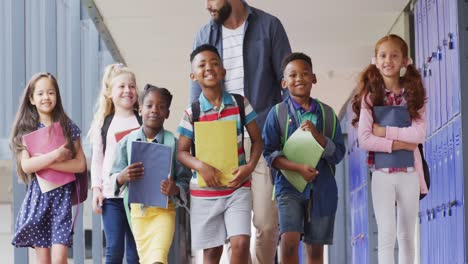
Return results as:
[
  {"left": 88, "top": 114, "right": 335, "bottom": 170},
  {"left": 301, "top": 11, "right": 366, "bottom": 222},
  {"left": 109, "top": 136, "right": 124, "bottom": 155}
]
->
[{"left": 88, "top": 63, "right": 141, "bottom": 263}]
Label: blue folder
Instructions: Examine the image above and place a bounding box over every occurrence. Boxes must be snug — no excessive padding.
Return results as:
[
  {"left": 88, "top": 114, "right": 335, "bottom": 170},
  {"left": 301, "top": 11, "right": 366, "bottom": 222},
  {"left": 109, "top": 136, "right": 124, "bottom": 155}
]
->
[
  {"left": 128, "top": 141, "right": 171, "bottom": 208},
  {"left": 373, "top": 106, "right": 414, "bottom": 169}
]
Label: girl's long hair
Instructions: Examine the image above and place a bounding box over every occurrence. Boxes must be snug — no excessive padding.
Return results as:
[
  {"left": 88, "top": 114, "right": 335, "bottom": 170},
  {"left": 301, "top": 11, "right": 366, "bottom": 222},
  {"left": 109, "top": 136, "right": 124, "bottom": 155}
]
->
[
  {"left": 87, "top": 64, "right": 138, "bottom": 142},
  {"left": 9, "top": 73, "right": 76, "bottom": 183},
  {"left": 351, "top": 34, "right": 426, "bottom": 127}
]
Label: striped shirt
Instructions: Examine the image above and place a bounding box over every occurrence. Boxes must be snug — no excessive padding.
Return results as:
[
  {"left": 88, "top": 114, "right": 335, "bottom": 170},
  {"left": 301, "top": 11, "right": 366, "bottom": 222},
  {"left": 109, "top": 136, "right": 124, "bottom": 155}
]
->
[
  {"left": 177, "top": 91, "right": 257, "bottom": 198},
  {"left": 222, "top": 22, "right": 245, "bottom": 96}
]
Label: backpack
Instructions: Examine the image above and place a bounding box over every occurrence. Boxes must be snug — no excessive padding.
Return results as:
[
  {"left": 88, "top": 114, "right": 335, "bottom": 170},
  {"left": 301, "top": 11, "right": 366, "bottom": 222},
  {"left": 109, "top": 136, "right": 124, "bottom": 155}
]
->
[
  {"left": 101, "top": 110, "right": 142, "bottom": 154},
  {"left": 418, "top": 143, "right": 430, "bottom": 200},
  {"left": 275, "top": 98, "right": 337, "bottom": 175},
  {"left": 190, "top": 93, "right": 246, "bottom": 155},
  {"left": 122, "top": 129, "right": 176, "bottom": 229}
]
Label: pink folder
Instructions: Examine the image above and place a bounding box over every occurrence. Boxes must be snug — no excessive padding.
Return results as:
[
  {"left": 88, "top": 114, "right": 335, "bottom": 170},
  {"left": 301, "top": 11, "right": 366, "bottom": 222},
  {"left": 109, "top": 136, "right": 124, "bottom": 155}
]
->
[{"left": 22, "top": 122, "right": 75, "bottom": 192}]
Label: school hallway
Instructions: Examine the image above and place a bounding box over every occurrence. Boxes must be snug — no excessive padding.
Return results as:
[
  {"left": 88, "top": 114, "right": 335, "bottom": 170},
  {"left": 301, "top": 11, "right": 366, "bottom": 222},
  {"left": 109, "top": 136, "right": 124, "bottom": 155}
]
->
[{"left": 1, "top": 0, "right": 468, "bottom": 263}]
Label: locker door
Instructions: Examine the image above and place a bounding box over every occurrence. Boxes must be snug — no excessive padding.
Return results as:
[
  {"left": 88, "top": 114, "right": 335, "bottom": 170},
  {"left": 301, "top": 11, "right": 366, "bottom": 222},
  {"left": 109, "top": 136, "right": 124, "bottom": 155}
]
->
[
  {"left": 421, "top": 0, "right": 433, "bottom": 135},
  {"left": 427, "top": 0, "right": 441, "bottom": 131},
  {"left": 447, "top": 122, "right": 457, "bottom": 263},
  {"left": 437, "top": 0, "right": 448, "bottom": 126},
  {"left": 448, "top": 0, "right": 461, "bottom": 117},
  {"left": 442, "top": 0, "right": 453, "bottom": 120},
  {"left": 453, "top": 117, "right": 465, "bottom": 263}
]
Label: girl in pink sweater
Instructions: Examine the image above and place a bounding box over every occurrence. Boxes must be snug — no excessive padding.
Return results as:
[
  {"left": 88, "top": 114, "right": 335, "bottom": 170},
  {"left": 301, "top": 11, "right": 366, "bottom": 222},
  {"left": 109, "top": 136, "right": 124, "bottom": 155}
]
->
[{"left": 352, "top": 34, "right": 427, "bottom": 264}]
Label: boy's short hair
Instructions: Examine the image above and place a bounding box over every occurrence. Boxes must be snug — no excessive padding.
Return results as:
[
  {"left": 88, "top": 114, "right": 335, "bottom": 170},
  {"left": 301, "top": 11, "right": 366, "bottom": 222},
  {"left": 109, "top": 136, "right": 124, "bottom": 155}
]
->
[
  {"left": 141, "top": 84, "right": 173, "bottom": 108},
  {"left": 190, "top": 44, "right": 221, "bottom": 62},
  {"left": 281, "top": 52, "right": 313, "bottom": 73}
]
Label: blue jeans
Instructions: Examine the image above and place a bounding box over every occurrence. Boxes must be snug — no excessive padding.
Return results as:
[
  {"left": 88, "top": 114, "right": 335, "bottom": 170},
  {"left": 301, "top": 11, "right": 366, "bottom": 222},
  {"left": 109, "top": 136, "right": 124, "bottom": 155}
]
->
[
  {"left": 102, "top": 198, "right": 139, "bottom": 264},
  {"left": 277, "top": 194, "right": 335, "bottom": 245}
]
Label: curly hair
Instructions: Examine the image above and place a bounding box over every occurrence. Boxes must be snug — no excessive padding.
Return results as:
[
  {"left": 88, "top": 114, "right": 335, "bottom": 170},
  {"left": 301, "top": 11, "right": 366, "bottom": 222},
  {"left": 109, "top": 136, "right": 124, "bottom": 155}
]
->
[{"left": 351, "top": 34, "right": 426, "bottom": 127}]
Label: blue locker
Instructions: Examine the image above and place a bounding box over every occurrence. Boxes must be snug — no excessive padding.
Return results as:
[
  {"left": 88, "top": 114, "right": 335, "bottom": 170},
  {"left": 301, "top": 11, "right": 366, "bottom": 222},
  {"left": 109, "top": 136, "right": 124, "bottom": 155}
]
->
[
  {"left": 453, "top": 117, "right": 465, "bottom": 263},
  {"left": 447, "top": 123, "right": 457, "bottom": 263},
  {"left": 448, "top": 0, "right": 461, "bottom": 117},
  {"left": 421, "top": 0, "right": 433, "bottom": 135},
  {"left": 442, "top": 0, "right": 453, "bottom": 120},
  {"left": 428, "top": 0, "right": 441, "bottom": 131},
  {"left": 437, "top": 0, "right": 448, "bottom": 126}
]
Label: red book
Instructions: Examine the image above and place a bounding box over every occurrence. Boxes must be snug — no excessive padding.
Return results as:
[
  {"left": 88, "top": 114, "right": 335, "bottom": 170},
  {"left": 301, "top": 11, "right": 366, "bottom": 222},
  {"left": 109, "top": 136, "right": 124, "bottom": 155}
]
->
[
  {"left": 115, "top": 127, "right": 140, "bottom": 142},
  {"left": 22, "top": 122, "right": 75, "bottom": 192}
]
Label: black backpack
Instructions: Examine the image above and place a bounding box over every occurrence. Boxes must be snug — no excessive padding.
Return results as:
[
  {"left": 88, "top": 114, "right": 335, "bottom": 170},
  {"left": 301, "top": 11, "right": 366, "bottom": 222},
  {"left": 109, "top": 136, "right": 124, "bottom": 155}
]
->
[
  {"left": 101, "top": 110, "right": 142, "bottom": 154},
  {"left": 418, "top": 143, "right": 431, "bottom": 200}
]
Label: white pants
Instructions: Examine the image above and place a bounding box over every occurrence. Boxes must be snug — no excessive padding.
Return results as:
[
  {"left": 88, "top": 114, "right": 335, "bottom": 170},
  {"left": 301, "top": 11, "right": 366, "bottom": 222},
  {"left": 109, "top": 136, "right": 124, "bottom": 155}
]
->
[{"left": 371, "top": 170, "right": 420, "bottom": 264}]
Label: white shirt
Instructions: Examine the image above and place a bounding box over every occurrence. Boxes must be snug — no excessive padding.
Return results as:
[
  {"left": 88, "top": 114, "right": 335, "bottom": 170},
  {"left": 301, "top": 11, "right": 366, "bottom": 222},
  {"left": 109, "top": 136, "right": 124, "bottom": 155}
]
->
[{"left": 222, "top": 21, "right": 245, "bottom": 96}]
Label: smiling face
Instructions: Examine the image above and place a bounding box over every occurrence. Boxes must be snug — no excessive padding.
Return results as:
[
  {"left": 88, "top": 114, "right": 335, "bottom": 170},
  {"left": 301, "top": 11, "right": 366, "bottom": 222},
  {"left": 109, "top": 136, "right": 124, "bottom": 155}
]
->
[
  {"left": 109, "top": 73, "right": 137, "bottom": 111},
  {"left": 29, "top": 77, "right": 57, "bottom": 118},
  {"left": 141, "top": 90, "right": 169, "bottom": 132},
  {"left": 190, "top": 50, "right": 226, "bottom": 90},
  {"left": 375, "top": 40, "right": 406, "bottom": 79},
  {"left": 282, "top": 59, "right": 316, "bottom": 99}
]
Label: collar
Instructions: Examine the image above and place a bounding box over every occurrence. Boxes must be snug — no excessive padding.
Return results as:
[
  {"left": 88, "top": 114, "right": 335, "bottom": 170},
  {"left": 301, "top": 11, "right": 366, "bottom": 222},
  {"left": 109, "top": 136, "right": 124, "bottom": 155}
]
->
[
  {"left": 290, "top": 96, "right": 317, "bottom": 113},
  {"left": 385, "top": 88, "right": 405, "bottom": 97},
  {"left": 198, "top": 91, "right": 235, "bottom": 112},
  {"left": 135, "top": 126, "right": 165, "bottom": 143}
]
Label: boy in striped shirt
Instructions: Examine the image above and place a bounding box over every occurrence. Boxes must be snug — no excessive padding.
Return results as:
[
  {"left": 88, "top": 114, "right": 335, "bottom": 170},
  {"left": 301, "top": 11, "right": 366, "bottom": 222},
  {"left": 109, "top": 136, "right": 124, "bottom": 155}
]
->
[{"left": 177, "top": 44, "right": 263, "bottom": 264}]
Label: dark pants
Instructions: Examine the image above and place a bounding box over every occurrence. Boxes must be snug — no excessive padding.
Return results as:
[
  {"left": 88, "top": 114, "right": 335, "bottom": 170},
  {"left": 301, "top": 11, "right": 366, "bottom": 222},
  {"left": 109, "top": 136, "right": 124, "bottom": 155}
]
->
[{"left": 102, "top": 198, "right": 139, "bottom": 264}]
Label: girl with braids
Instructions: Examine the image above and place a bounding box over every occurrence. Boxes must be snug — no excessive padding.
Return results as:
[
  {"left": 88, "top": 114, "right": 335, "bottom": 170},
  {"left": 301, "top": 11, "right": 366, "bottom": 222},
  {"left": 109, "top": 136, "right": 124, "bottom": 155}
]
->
[
  {"left": 88, "top": 63, "right": 140, "bottom": 263},
  {"left": 352, "top": 34, "right": 428, "bottom": 264},
  {"left": 10, "top": 72, "right": 86, "bottom": 263}
]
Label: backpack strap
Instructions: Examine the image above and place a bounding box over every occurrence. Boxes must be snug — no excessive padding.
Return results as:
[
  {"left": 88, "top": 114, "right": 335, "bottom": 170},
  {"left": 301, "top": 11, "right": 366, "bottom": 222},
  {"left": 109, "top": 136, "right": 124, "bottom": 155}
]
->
[
  {"left": 101, "top": 110, "right": 142, "bottom": 154},
  {"left": 316, "top": 99, "right": 337, "bottom": 140},
  {"left": 163, "top": 130, "right": 176, "bottom": 179},
  {"left": 190, "top": 100, "right": 201, "bottom": 156},
  {"left": 275, "top": 102, "right": 289, "bottom": 147},
  {"left": 231, "top": 93, "right": 245, "bottom": 147},
  {"left": 316, "top": 99, "right": 337, "bottom": 175}
]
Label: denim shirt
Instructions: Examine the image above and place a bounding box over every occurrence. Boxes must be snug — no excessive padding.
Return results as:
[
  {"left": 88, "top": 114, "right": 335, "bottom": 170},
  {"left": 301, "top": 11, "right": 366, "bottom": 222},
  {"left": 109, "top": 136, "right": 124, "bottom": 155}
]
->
[
  {"left": 191, "top": 1, "right": 291, "bottom": 130},
  {"left": 262, "top": 97, "right": 346, "bottom": 217}
]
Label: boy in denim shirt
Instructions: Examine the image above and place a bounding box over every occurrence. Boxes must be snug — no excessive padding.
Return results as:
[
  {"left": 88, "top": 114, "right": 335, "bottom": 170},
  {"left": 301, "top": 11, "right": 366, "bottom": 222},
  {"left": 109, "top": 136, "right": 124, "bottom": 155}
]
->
[{"left": 262, "top": 52, "right": 345, "bottom": 264}]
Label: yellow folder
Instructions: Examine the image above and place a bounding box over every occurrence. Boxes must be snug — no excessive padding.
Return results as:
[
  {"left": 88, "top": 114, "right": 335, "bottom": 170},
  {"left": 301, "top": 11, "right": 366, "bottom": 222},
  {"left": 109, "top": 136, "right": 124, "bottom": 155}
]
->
[{"left": 194, "top": 120, "right": 238, "bottom": 187}]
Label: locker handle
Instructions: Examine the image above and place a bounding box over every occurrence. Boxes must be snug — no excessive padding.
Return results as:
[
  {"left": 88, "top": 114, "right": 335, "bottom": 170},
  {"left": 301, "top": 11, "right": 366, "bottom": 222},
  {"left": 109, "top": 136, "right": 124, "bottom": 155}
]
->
[
  {"left": 437, "top": 47, "right": 442, "bottom": 60},
  {"left": 427, "top": 209, "right": 431, "bottom": 221},
  {"left": 448, "top": 200, "right": 458, "bottom": 216},
  {"left": 448, "top": 33, "right": 454, "bottom": 50}
]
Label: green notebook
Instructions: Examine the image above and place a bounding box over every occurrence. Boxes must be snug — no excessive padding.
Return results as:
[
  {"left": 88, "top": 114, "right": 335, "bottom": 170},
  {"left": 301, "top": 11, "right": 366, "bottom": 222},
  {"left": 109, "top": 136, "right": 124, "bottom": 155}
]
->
[{"left": 281, "top": 129, "right": 324, "bottom": 192}]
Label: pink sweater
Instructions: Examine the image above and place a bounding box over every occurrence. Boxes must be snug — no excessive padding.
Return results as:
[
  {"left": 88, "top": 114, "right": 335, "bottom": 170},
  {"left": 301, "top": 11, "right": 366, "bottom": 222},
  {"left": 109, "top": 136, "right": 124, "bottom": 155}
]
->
[
  {"left": 357, "top": 96, "right": 429, "bottom": 194},
  {"left": 91, "top": 115, "right": 141, "bottom": 198}
]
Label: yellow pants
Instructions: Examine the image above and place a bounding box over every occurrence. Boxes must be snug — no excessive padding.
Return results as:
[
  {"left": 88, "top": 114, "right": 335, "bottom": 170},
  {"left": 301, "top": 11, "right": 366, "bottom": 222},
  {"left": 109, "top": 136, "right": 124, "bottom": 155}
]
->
[{"left": 130, "top": 203, "right": 175, "bottom": 264}]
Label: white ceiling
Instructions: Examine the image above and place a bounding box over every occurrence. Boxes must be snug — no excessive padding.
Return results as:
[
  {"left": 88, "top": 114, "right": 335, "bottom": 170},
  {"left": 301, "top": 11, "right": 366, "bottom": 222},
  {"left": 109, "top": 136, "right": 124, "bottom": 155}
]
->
[{"left": 94, "top": 0, "right": 409, "bottom": 130}]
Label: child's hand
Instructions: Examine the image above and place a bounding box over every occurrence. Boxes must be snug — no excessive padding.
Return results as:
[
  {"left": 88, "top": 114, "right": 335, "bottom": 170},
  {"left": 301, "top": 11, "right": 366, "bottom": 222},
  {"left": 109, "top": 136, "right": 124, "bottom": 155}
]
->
[
  {"left": 228, "top": 164, "right": 254, "bottom": 189},
  {"left": 92, "top": 187, "right": 104, "bottom": 214},
  {"left": 298, "top": 164, "right": 319, "bottom": 183},
  {"left": 117, "top": 162, "right": 144, "bottom": 186},
  {"left": 372, "top": 123, "right": 386, "bottom": 137},
  {"left": 54, "top": 143, "right": 72, "bottom": 162},
  {"left": 161, "top": 178, "right": 180, "bottom": 196},
  {"left": 300, "top": 120, "right": 319, "bottom": 134},
  {"left": 198, "top": 162, "right": 222, "bottom": 187}
]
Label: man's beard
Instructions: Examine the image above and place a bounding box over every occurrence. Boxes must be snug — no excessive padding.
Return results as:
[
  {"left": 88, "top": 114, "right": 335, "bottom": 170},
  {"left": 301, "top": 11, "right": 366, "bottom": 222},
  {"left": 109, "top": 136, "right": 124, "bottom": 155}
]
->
[{"left": 213, "top": 2, "right": 232, "bottom": 24}]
